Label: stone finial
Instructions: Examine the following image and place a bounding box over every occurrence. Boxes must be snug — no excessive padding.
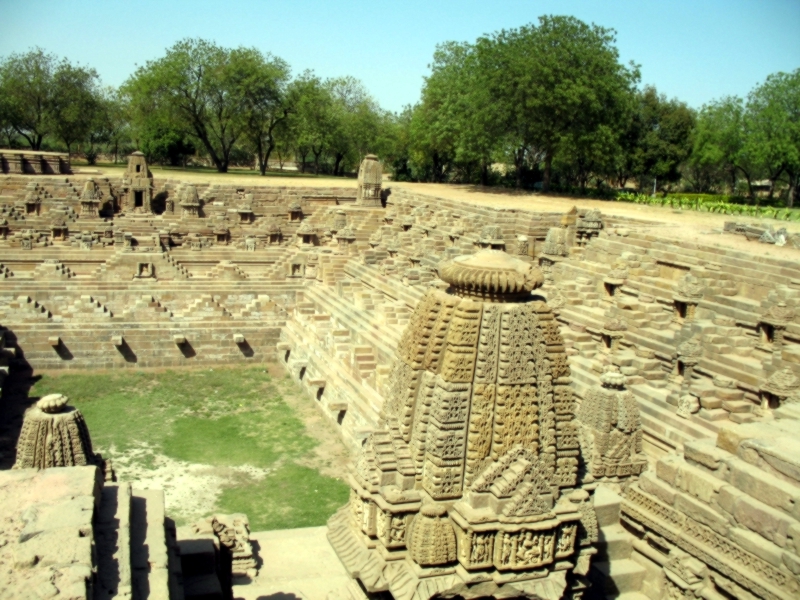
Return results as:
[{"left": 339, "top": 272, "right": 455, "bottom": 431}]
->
[
  {"left": 14, "top": 394, "right": 100, "bottom": 470},
  {"left": 37, "top": 393, "right": 69, "bottom": 413},
  {"left": 437, "top": 249, "right": 544, "bottom": 300},
  {"left": 600, "top": 364, "right": 627, "bottom": 388}
]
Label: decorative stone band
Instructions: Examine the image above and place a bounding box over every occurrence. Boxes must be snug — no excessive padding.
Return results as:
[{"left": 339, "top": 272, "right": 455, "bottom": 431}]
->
[
  {"left": 622, "top": 484, "right": 796, "bottom": 600},
  {"left": 437, "top": 249, "right": 544, "bottom": 301}
]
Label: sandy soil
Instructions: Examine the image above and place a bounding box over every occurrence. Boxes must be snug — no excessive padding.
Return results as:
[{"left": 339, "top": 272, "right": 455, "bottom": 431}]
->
[{"left": 109, "top": 442, "right": 272, "bottom": 525}]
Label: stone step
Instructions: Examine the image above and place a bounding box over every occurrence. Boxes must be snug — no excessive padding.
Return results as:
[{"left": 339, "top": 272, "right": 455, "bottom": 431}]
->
[{"left": 590, "top": 559, "right": 647, "bottom": 596}]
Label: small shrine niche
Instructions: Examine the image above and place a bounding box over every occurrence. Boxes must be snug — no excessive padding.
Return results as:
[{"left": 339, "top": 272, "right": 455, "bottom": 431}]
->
[
  {"left": 758, "top": 322, "right": 775, "bottom": 346},
  {"left": 288, "top": 202, "right": 303, "bottom": 222},
  {"left": 476, "top": 225, "right": 505, "bottom": 250},
  {"left": 51, "top": 219, "right": 68, "bottom": 242},
  {"left": 214, "top": 227, "right": 230, "bottom": 245},
  {"left": 296, "top": 222, "right": 316, "bottom": 247},
  {"left": 238, "top": 193, "right": 255, "bottom": 224},
  {"left": 759, "top": 367, "right": 800, "bottom": 410},
  {"left": 136, "top": 263, "right": 155, "bottom": 279},
  {"left": 674, "top": 300, "right": 688, "bottom": 323}
]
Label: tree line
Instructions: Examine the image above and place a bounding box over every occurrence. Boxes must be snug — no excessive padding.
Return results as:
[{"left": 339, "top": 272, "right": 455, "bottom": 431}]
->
[
  {"left": 0, "top": 17, "right": 798, "bottom": 205},
  {"left": 0, "top": 40, "right": 393, "bottom": 176},
  {"left": 389, "top": 16, "right": 799, "bottom": 205}
]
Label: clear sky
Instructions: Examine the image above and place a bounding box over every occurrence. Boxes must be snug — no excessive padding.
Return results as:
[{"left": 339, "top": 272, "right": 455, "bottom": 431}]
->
[{"left": 1, "top": 0, "right": 798, "bottom": 113}]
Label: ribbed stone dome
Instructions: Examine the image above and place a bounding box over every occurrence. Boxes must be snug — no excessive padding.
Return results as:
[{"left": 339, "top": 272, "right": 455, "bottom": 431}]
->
[{"left": 437, "top": 249, "right": 544, "bottom": 301}]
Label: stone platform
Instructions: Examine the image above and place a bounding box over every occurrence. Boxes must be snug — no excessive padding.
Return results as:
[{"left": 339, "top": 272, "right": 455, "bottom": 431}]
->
[{"left": 232, "top": 527, "right": 366, "bottom": 600}]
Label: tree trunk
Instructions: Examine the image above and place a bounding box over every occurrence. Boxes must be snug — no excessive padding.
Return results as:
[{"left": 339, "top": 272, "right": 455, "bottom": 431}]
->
[
  {"left": 542, "top": 151, "right": 553, "bottom": 192},
  {"left": 263, "top": 144, "right": 274, "bottom": 176},
  {"left": 480, "top": 163, "right": 489, "bottom": 186},
  {"left": 333, "top": 153, "right": 343, "bottom": 176}
]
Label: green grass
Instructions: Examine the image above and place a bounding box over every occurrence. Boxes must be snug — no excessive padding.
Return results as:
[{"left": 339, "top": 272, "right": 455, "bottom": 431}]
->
[{"left": 29, "top": 366, "right": 349, "bottom": 530}]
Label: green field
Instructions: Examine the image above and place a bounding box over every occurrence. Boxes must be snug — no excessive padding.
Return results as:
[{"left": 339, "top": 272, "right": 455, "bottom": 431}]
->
[{"left": 30, "top": 366, "right": 350, "bottom": 531}]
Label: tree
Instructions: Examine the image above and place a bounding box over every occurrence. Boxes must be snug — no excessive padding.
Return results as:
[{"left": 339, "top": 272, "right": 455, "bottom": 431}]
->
[
  {"left": 475, "top": 16, "right": 638, "bottom": 190},
  {"left": 327, "top": 76, "right": 384, "bottom": 175},
  {"left": 230, "top": 48, "right": 291, "bottom": 175},
  {"left": 124, "top": 39, "right": 248, "bottom": 173},
  {"left": 50, "top": 61, "right": 102, "bottom": 156},
  {"left": 744, "top": 69, "right": 800, "bottom": 205},
  {"left": 689, "top": 97, "right": 748, "bottom": 194},
  {"left": 630, "top": 87, "right": 695, "bottom": 192},
  {"left": 0, "top": 48, "right": 59, "bottom": 149},
  {"left": 287, "top": 72, "right": 333, "bottom": 173}
]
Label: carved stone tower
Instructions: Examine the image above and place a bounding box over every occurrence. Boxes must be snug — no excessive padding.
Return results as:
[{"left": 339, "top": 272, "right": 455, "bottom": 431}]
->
[
  {"left": 328, "top": 249, "right": 592, "bottom": 600},
  {"left": 14, "top": 394, "right": 99, "bottom": 469},
  {"left": 355, "top": 154, "right": 382, "bottom": 207},
  {"left": 121, "top": 151, "right": 153, "bottom": 213}
]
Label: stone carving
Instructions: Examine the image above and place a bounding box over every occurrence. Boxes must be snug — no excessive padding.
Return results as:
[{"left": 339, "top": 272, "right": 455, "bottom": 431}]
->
[
  {"left": 577, "top": 365, "right": 647, "bottom": 482},
  {"left": 515, "top": 235, "right": 529, "bottom": 257},
  {"left": 122, "top": 151, "right": 153, "bottom": 213},
  {"left": 180, "top": 185, "right": 201, "bottom": 217},
  {"left": 543, "top": 227, "right": 568, "bottom": 257},
  {"left": 760, "top": 367, "right": 800, "bottom": 408},
  {"left": 14, "top": 394, "right": 110, "bottom": 478},
  {"left": 79, "top": 178, "right": 101, "bottom": 217},
  {"left": 193, "top": 513, "right": 258, "bottom": 578},
  {"left": 355, "top": 154, "right": 382, "bottom": 207},
  {"left": 576, "top": 209, "right": 602, "bottom": 244},
  {"left": 328, "top": 249, "right": 588, "bottom": 599},
  {"left": 477, "top": 225, "right": 505, "bottom": 249}
]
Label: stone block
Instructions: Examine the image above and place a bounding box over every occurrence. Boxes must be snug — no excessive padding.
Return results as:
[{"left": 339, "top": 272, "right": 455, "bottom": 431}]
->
[
  {"left": 717, "top": 485, "right": 743, "bottom": 516},
  {"left": 732, "top": 494, "right": 794, "bottom": 548},
  {"left": 656, "top": 454, "right": 680, "bottom": 485},
  {"left": 638, "top": 471, "right": 676, "bottom": 506},
  {"left": 674, "top": 461, "right": 724, "bottom": 504},
  {"left": 173, "top": 334, "right": 186, "bottom": 345},
  {"left": 728, "top": 527, "right": 784, "bottom": 568},
  {"left": 233, "top": 333, "right": 245, "bottom": 344},
  {"left": 674, "top": 493, "right": 730, "bottom": 536},
  {"left": 112, "top": 335, "right": 123, "bottom": 346},
  {"left": 594, "top": 484, "right": 621, "bottom": 527},
  {"left": 728, "top": 458, "right": 799, "bottom": 517},
  {"left": 48, "top": 336, "right": 60, "bottom": 347},
  {"left": 684, "top": 438, "right": 728, "bottom": 471}
]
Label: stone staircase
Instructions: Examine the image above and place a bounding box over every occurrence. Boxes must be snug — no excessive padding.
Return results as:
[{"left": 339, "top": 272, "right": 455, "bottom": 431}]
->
[
  {"left": 55, "top": 294, "right": 114, "bottom": 322},
  {"left": 588, "top": 486, "right": 648, "bottom": 600},
  {"left": 171, "top": 294, "right": 232, "bottom": 321}
]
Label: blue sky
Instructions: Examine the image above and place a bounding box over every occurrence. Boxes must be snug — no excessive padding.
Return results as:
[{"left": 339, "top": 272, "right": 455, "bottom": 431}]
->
[{"left": 1, "top": 0, "right": 798, "bottom": 113}]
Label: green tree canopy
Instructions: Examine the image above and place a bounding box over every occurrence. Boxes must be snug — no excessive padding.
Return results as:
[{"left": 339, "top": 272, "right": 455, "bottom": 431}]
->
[{"left": 124, "top": 39, "right": 251, "bottom": 173}]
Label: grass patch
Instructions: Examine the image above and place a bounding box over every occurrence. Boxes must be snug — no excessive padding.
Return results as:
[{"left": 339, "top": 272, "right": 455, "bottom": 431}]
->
[{"left": 29, "top": 366, "right": 349, "bottom": 530}]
